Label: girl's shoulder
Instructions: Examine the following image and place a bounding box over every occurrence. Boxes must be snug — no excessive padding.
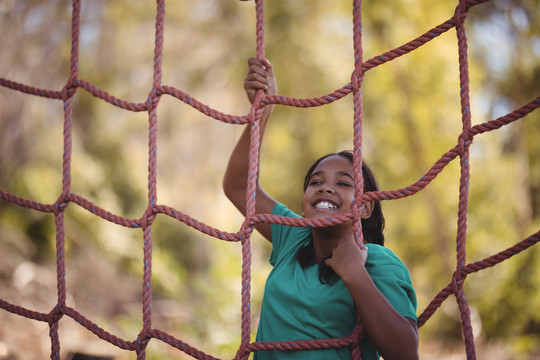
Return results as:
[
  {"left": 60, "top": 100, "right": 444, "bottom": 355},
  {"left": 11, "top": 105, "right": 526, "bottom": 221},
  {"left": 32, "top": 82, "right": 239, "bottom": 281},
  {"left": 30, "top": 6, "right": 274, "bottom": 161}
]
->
[
  {"left": 269, "top": 203, "right": 311, "bottom": 265},
  {"left": 364, "top": 243, "right": 409, "bottom": 272},
  {"left": 272, "top": 202, "right": 301, "bottom": 218}
]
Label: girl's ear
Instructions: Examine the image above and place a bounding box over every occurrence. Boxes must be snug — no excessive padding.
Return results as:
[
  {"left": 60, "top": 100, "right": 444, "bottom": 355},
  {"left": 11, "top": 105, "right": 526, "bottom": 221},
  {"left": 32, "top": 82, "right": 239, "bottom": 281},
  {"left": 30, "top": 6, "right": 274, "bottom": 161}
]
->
[{"left": 360, "top": 201, "right": 374, "bottom": 219}]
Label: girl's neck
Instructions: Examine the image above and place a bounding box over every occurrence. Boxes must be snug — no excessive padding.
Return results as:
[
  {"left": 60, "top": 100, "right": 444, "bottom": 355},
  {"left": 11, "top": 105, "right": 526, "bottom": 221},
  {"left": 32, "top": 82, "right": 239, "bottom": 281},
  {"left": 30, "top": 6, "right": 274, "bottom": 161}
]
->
[{"left": 312, "top": 224, "right": 352, "bottom": 262}]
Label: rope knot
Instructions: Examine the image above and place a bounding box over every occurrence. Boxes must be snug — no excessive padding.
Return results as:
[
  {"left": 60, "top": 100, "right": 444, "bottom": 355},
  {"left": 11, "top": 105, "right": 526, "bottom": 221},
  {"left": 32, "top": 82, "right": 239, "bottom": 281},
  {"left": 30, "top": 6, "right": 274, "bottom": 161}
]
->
[
  {"left": 457, "top": 132, "right": 473, "bottom": 156},
  {"left": 351, "top": 322, "right": 365, "bottom": 343},
  {"left": 53, "top": 199, "right": 69, "bottom": 215},
  {"left": 134, "top": 330, "right": 151, "bottom": 353},
  {"left": 145, "top": 88, "right": 161, "bottom": 110},
  {"left": 139, "top": 207, "right": 156, "bottom": 229},
  {"left": 450, "top": 270, "right": 467, "bottom": 295},
  {"left": 350, "top": 70, "right": 363, "bottom": 91},
  {"left": 453, "top": 0, "right": 470, "bottom": 26},
  {"left": 61, "top": 82, "right": 78, "bottom": 101},
  {"left": 350, "top": 323, "right": 365, "bottom": 360},
  {"left": 48, "top": 303, "right": 64, "bottom": 324},
  {"left": 249, "top": 90, "right": 266, "bottom": 124},
  {"left": 234, "top": 343, "right": 250, "bottom": 360},
  {"left": 239, "top": 223, "right": 255, "bottom": 242}
]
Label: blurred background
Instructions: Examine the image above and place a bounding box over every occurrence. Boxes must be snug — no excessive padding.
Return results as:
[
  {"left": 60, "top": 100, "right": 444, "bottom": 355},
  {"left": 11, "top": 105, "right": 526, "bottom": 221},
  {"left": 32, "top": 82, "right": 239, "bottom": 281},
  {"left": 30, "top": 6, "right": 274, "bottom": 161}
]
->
[{"left": 0, "top": 0, "right": 539, "bottom": 359}]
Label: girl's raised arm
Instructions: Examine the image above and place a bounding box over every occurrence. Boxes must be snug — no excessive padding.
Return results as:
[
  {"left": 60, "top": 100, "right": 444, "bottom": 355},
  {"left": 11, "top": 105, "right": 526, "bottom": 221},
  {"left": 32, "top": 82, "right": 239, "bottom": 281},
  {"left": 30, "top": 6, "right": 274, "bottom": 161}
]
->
[{"left": 223, "top": 58, "right": 277, "bottom": 242}]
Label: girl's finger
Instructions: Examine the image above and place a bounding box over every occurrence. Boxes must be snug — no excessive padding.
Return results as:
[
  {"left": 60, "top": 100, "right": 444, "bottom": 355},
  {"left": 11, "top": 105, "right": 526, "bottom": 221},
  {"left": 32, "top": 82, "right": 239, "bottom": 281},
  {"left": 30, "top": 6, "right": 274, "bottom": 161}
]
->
[
  {"left": 245, "top": 71, "right": 268, "bottom": 84},
  {"left": 247, "top": 57, "right": 271, "bottom": 68},
  {"left": 248, "top": 65, "right": 269, "bottom": 78}
]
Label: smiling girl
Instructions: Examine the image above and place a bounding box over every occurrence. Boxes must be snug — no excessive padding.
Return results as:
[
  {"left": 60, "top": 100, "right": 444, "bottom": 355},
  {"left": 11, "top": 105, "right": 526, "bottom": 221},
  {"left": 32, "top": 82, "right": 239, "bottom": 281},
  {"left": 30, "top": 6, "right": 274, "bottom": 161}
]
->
[{"left": 223, "top": 58, "right": 419, "bottom": 360}]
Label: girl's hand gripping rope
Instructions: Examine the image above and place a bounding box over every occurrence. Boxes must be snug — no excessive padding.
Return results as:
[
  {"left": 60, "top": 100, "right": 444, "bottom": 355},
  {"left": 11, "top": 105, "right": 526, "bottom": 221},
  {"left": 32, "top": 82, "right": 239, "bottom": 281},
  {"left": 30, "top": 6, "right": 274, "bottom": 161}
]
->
[{"left": 244, "top": 57, "right": 276, "bottom": 106}]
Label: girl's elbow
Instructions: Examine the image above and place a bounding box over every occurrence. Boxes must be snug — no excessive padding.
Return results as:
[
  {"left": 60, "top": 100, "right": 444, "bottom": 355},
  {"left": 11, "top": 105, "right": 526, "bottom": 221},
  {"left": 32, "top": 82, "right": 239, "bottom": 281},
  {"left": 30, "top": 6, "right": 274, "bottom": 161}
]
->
[
  {"left": 380, "top": 331, "right": 419, "bottom": 360},
  {"left": 400, "top": 337, "right": 419, "bottom": 360},
  {"left": 382, "top": 348, "right": 418, "bottom": 360},
  {"left": 402, "top": 329, "right": 420, "bottom": 360},
  {"left": 222, "top": 179, "right": 248, "bottom": 213},
  {"left": 222, "top": 176, "right": 239, "bottom": 201},
  {"left": 402, "top": 347, "right": 419, "bottom": 360},
  {"left": 404, "top": 350, "right": 419, "bottom": 360},
  {"left": 222, "top": 179, "right": 233, "bottom": 200}
]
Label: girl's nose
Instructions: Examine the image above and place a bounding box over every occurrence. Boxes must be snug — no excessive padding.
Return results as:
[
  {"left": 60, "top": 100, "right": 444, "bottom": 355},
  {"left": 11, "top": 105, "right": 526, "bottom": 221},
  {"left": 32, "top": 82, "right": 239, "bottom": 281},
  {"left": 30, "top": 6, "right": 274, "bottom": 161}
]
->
[{"left": 318, "top": 186, "right": 335, "bottom": 194}]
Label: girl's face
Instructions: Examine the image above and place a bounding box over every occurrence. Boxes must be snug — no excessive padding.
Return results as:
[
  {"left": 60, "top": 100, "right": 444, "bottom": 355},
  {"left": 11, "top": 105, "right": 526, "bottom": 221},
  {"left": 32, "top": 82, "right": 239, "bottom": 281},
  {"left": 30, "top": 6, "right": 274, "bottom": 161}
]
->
[{"left": 302, "top": 155, "right": 355, "bottom": 219}]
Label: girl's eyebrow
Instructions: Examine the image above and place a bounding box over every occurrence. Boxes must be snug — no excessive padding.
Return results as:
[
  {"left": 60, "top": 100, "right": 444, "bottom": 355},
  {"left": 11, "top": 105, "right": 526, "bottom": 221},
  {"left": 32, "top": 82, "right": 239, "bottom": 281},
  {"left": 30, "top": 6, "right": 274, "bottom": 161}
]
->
[
  {"left": 337, "top": 171, "right": 354, "bottom": 180},
  {"left": 311, "top": 170, "right": 353, "bottom": 180}
]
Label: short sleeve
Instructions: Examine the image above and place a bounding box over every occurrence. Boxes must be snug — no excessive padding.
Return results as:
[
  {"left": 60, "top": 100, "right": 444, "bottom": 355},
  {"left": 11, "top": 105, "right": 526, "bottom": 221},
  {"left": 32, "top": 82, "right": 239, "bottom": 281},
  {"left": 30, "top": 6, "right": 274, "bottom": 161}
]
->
[{"left": 365, "top": 244, "right": 418, "bottom": 322}]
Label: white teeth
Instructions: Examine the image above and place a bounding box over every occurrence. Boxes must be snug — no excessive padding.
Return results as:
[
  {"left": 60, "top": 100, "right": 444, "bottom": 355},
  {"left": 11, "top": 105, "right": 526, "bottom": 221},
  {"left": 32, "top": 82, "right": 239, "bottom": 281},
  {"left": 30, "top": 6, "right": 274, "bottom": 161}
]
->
[{"left": 314, "top": 201, "right": 338, "bottom": 210}]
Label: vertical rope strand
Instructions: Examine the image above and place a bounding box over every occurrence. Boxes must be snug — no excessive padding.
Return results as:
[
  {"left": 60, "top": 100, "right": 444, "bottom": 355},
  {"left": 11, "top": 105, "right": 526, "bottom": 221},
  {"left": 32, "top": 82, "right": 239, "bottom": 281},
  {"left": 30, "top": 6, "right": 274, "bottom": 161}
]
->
[
  {"left": 351, "top": 0, "right": 365, "bottom": 246},
  {"left": 351, "top": 0, "right": 365, "bottom": 358},
  {"left": 454, "top": 1, "right": 475, "bottom": 359},
  {"left": 51, "top": 211, "right": 64, "bottom": 360},
  {"left": 255, "top": 0, "right": 266, "bottom": 60},
  {"left": 50, "top": 0, "right": 82, "bottom": 357},
  {"left": 236, "top": 1, "right": 266, "bottom": 357},
  {"left": 137, "top": 1, "right": 167, "bottom": 358},
  {"left": 49, "top": 319, "right": 61, "bottom": 360}
]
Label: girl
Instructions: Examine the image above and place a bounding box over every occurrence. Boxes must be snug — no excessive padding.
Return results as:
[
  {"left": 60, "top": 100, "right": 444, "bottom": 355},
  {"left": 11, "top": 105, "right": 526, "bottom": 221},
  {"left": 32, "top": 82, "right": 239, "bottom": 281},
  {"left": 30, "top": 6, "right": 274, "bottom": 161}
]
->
[{"left": 223, "top": 58, "right": 419, "bottom": 359}]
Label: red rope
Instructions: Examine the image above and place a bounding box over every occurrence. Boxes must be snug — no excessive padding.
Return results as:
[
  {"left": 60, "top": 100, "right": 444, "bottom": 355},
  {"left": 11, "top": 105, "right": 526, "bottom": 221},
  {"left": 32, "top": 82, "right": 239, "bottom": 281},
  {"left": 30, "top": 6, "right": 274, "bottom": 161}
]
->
[{"left": 0, "top": 0, "right": 538, "bottom": 359}]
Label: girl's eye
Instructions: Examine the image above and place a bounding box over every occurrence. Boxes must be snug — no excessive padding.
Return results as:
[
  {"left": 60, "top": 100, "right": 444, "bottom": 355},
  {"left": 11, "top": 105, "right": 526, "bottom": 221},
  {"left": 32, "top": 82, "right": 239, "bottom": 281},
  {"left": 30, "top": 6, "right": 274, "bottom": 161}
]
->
[
  {"left": 338, "top": 182, "right": 352, "bottom": 187},
  {"left": 310, "top": 180, "right": 321, "bottom": 186}
]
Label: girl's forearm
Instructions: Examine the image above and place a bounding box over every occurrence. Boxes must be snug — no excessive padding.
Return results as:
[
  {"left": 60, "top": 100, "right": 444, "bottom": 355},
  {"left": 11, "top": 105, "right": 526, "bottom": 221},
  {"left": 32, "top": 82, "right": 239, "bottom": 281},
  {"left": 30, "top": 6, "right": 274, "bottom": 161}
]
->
[{"left": 223, "top": 101, "right": 272, "bottom": 204}]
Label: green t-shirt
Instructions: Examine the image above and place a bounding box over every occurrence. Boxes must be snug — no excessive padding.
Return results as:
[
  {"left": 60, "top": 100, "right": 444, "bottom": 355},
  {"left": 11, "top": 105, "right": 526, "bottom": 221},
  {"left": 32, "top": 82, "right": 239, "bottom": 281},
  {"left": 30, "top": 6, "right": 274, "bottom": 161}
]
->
[{"left": 254, "top": 203, "right": 417, "bottom": 360}]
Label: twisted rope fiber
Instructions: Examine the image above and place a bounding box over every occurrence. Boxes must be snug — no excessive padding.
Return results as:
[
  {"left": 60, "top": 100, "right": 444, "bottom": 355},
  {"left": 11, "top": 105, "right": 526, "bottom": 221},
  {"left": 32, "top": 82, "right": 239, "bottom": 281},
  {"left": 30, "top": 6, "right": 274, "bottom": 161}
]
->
[{"left": 0, "top": 0, "right": 538, "bottom": 359}]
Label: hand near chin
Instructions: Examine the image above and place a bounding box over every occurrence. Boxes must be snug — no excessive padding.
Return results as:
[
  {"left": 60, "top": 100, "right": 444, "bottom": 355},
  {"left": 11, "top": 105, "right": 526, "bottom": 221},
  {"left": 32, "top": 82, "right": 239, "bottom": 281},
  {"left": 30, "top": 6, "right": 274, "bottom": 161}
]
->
[{"left": 325, "top": 234, "right": 368, "bottom": 281}]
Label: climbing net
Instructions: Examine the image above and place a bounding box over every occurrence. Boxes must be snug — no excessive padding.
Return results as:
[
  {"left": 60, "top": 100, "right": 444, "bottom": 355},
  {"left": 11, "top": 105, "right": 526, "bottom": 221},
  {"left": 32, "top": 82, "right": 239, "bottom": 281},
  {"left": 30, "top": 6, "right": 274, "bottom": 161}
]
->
[{"left": 0, "top": 0, "right": 539, "bottom": 359}]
